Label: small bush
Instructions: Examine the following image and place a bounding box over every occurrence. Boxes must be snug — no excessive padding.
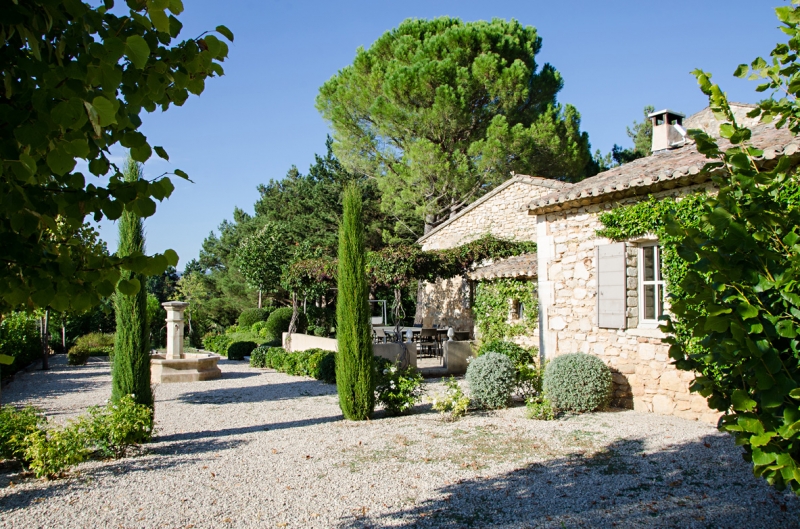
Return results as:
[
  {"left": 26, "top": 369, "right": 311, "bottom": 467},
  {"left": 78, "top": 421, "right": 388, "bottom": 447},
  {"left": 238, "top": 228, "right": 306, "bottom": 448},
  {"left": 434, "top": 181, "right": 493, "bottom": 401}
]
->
[
  {"left": 432, "top": 377, "right": 470, "bottom": 420},
  {"left": 0, "top": 405, "right": 44, "bottom": 461},
  {"left": 316, "top": 351, "right": 336, "bottom": 383},
  {"left": 478, "top": 340, "right": 541, "bottom": 400},
  {"left": 466, "top": 352, "right": 516, "bottom": 409},
  {"left": 24, "top": 423, "right": 88, "bottom": 479},
  {"left": 203, "top": 333, "right": 231, "bottom": 355},
  {"left": 11, "top": 395, "right": 152, "bottom": 479},
  {"left": 263, "top": 307, "right": 307, "bottom": 341},
  {"left": 543, "top": 353, "right": 612, "bottom": 413},
  {"left": 267, "top": 347, "right": 287, "bottom": 369},
  {"left": 239, "top": 308, "right": 270, "bottom": 328},
  {"left": 81, "top": 395, "right": 153, "bottom": 459},
  {"left": 68, "top": 333, "right": 115, "bottom": 365},
  {"left": 526, "top": 396, "right": 555, "bottom": 420},
  {"left": 374, "top": 358, "right": 424, "bottom": 416},
  {"left": 227, "top": 341, "right": 258, "bottom": 361},
  {"left": 250, "top": 345, "right": 269, "bottom": 368}
]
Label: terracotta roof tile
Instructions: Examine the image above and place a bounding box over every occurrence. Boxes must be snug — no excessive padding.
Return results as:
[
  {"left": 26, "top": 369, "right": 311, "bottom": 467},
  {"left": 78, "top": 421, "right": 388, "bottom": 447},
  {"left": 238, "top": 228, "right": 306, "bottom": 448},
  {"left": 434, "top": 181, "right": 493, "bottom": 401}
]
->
[
  {"left": 527, "top": 126, "right": 798, "bottom": 214},
  {"left": 468, "top": 254, "right": 538, "bottom": 281}
]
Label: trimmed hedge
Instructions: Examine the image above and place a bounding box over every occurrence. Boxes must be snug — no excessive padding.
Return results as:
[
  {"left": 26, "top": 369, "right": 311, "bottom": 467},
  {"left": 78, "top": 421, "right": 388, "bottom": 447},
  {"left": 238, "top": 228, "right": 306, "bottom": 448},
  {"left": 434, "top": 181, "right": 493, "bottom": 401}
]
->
[
  {"left": 543, "top": 353, "right": 612, "bottom": 413},
  {"left": 68, "top": 333, "right": 115, "bottom": 366},
  {"left": 239, "top": 308, "right": 270, "bottom": 328},
  {"left": 227, "top": 341, "right": 258, "bottom": 361},
  {"left": 466, "top": 352, "right": 516, "bottom": 409},
  {"left": 250, "top": 346, "right": 336, "bottom": 384},
  {"left": 264, "top": 307, "right": 307, "bottom": 341}
]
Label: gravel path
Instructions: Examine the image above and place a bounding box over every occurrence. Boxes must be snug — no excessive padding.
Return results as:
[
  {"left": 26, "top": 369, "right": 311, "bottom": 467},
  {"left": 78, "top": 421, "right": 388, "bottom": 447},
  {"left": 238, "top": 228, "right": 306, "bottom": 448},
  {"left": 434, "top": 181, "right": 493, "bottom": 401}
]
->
[{"left": 1, "top": 354, "right": 799, "bottom": 528}]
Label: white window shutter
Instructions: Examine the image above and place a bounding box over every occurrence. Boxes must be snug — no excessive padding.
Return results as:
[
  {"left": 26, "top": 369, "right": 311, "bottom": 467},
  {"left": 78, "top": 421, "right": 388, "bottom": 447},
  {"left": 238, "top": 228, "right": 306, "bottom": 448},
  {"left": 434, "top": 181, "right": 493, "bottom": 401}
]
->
[{"left": 596, "top": 243, "right": 627, "bottom": 329}]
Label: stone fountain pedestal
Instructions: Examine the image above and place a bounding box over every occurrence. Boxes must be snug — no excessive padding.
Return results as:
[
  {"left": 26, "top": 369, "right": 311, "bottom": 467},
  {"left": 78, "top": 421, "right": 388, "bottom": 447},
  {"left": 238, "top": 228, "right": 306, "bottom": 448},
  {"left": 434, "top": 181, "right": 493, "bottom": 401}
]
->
[{"left": 150, "top": 301, "right": 221, "bottom": 384}]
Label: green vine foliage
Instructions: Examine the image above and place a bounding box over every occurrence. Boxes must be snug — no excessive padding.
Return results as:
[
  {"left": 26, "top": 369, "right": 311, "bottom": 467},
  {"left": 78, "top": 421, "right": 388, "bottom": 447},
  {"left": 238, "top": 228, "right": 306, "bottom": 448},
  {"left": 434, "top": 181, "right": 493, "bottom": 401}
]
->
[
  {"left": 473, "top": 278, "right": 538, "bottom": 342},
  {"left": 597, "top": 194, "right": 711, "bottom": 360}
]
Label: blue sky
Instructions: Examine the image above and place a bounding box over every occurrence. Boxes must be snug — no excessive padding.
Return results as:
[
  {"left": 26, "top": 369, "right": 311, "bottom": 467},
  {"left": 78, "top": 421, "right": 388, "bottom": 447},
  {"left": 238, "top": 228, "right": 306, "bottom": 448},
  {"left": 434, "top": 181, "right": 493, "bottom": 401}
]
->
[{"left": 97, "top": 0, "right": 784, "bottom": 268}]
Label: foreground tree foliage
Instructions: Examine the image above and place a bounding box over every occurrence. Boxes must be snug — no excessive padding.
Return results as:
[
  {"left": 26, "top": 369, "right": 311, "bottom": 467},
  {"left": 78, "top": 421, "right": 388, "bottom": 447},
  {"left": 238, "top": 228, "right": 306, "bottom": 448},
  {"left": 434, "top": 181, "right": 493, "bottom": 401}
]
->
[
  {"left": 336, "top": 183, "right": 374, "bottom": 420},
  {"left": 0, "top": 0, "right": 232, "bottom": 315},
  {"left": 665, "top": 2, "right": 800, "bottom": 493},
  {"left": 111, "top": 158, "right": 152, "bottom": 409},
  {"left": 317, "top": 17, "right": 593, "bottom": 234}
]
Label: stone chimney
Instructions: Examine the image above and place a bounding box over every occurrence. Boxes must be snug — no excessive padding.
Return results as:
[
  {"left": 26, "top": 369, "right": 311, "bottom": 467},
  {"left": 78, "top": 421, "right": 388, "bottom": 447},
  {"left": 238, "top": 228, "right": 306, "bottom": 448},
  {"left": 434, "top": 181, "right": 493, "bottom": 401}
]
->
[{"left": 649, "top": 109, "right": 687, "bottom": 152}]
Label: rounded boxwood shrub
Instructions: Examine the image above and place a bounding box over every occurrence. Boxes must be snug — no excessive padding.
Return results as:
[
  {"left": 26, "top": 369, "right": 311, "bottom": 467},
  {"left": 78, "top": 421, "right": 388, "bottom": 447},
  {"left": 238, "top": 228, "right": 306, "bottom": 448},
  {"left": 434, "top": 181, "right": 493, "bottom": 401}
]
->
[
  {"left": 543, "top": 353, "right": 612, "bottom": 413},
  {"left": 263, "top": 307, "right": 307, "bottom": 341},
  {"left": 465, "top": 352, "right": 516, "bottom": 409},
  {"left": 250, "top": 345, "right": 269, "bottom": 368},
  {"left": 227, "top": 341, "right": 258, "bottom": 361},
  {"left": 239, "top": 308, "right": 270, "bottom": 328}
]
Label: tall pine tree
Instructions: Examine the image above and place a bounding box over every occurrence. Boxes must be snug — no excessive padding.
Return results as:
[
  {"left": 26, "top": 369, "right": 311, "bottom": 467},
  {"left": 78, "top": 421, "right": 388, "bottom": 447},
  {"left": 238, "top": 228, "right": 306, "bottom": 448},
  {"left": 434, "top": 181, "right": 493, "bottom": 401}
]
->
[
  {"left": 336, "top": 183, "right": 374, "bottom": 420},
  {"left": 112, "top": 157, "right": 153, "bottom": 409}
]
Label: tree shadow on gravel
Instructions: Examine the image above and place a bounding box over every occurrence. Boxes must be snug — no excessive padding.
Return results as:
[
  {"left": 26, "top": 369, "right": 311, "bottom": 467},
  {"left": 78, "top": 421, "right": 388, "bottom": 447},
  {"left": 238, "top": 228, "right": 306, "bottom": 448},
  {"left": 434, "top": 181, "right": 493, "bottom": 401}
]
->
[
  {"left": 175, "top": 378, "right": 337, "bottom": 405},
  {"left": 155, "top": 414, "right": 343, "bottom": 445},
  {"left": 2, "top": 361, "right": 110, "bottom": 406},
  {"left": 341, "top": 435, "right": 800, "bottom": 529}
]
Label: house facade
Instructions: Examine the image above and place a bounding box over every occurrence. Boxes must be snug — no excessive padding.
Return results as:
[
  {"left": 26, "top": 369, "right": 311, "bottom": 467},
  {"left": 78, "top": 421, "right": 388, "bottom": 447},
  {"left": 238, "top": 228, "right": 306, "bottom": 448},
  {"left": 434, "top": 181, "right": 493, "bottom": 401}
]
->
[
  {"left": 417, "top": 175, "right": 566, "bottom": 333},
  {"left": 418, "top": 103, "right": 797, "bottom": 422}
]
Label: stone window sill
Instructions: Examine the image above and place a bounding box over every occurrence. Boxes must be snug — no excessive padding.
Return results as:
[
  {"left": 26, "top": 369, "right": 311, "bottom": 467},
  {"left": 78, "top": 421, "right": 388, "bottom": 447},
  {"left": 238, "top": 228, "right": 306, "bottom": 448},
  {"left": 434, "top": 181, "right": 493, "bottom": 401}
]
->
[{"left": 625, "top": 327, "right": 667, "bottom": 339}]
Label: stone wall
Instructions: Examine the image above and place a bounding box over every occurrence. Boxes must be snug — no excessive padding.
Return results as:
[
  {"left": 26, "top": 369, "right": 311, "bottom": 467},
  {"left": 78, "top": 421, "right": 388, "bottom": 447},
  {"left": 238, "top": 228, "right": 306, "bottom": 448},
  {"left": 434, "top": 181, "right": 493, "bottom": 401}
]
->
[
  {"left": 535, "top": 182, "right": 721, "bottom": 423},
  {"left": 417, "top": 176, "right": 557, "bottom": 334}
]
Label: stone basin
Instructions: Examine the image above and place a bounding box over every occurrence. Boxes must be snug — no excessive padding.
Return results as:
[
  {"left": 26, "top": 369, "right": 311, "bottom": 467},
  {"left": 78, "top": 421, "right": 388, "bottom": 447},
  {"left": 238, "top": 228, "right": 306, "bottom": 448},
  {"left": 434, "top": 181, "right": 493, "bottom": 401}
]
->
[{"left": 150, "top": 351, "right": 222, "bottom": 384}]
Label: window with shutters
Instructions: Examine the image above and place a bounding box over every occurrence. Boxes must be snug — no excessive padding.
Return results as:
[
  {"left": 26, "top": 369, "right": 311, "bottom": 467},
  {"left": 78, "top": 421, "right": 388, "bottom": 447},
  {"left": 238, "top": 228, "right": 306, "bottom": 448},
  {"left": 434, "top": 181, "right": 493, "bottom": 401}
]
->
[{"left": 638, "top": 243, "right": 666, "bottom": 325}]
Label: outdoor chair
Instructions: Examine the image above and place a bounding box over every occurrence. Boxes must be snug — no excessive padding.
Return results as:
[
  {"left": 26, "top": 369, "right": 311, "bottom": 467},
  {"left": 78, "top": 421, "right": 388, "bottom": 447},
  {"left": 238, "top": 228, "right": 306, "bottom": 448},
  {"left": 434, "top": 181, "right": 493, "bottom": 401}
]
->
[
  {"left": 419, "top": 328, "right": 440, "bottom": 359},
  {"left": 373, "top": 328, "right": 387, "bottom": 344}
]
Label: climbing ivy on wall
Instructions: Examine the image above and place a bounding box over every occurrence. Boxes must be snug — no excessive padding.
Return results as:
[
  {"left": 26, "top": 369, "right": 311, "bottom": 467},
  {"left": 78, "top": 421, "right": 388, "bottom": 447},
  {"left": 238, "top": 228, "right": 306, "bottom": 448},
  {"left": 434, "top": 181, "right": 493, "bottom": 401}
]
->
[
  {"left": 596, "top": 193, "right": 711, "bottom": 360},
  {"left": 473, "top": 278, "right": 538, "bottom": 343}
]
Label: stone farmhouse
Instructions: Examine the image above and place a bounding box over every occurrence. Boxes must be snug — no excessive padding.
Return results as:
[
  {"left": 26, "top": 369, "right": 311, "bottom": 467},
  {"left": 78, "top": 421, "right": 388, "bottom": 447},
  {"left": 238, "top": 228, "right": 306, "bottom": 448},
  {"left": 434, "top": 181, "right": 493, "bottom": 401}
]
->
[{"left": 418, "top": 103, "right": 797, "bottom": 422}]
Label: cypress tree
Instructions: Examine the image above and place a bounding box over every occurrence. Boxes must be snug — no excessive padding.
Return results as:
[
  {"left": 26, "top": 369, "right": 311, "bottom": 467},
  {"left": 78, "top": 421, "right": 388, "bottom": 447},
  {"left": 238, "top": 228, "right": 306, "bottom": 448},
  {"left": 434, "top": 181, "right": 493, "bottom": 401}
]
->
[
  {"left": 336, "top": 182, "right": 374, "bottom": 420},
  {"left": 111, "top": 157, "right": 153, "bottom": 409}
]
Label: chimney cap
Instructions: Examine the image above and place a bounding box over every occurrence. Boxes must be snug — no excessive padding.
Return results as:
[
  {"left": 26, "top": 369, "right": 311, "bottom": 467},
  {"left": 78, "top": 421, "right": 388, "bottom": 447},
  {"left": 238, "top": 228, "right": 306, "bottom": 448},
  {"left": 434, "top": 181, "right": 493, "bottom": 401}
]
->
[{"left": 648, "top": 109, "right": 685, "bottom": 119}]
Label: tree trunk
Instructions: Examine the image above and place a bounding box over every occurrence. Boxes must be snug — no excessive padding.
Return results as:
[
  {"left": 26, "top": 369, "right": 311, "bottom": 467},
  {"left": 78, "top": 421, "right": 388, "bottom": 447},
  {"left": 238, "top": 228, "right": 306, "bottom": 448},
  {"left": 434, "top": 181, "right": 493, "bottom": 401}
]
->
[
  {"left": 41, "top": 310, "right": 50, "bottom": 371},
  {"left": 258, "top": 289, "right": 262, "bottom": 309},
  {"left": 62, "top": 323, "right": 66, "bottom": 353},
  {"left": 286, "top": 292, "right": 299, "bottom": 352}
]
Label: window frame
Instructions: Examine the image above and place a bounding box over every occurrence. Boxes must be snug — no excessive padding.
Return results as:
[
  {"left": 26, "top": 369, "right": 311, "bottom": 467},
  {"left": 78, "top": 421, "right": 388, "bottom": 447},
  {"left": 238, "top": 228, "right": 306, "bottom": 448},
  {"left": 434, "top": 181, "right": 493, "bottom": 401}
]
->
[{"left": 638, "top": 242, "right": 666, "bottom": 327}]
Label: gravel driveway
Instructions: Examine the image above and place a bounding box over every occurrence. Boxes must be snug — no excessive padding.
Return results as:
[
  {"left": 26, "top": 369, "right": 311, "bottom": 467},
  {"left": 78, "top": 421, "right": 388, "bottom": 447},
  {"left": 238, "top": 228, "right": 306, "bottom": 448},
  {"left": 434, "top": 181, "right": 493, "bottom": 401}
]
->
[{"left": 1, "top": 355, "right": 799, "bottom": 528}]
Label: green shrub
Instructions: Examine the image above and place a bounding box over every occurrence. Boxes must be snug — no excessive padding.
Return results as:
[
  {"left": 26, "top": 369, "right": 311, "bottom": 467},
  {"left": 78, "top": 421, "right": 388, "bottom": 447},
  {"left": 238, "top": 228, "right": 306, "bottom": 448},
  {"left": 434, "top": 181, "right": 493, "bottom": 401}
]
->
[
  {"left": 0, "top": 405, "right": 44, "bottom": 460},
  {"left": 227, "top": 341, "right": 257, "bottom": 361},
  {"left": 477, "top": 340, "right": 532, "bottom": 365},
  {"left": 466, "top": 352, "right": 516, "bottom": 409},
  {"left": 81, "top": 395, "right": 153, "bottom": 458},
  {"left": 478, "top": 340, "right": 542, "bottom": 400},
  {"left": 67, "top": 347, "right": 91, "bottom": 366},
  {"left": 0, "top": 312, "right": 41, "bottom": 376},
  {"left": 264, "top": 307, "right": 307, "bottom": 341},
  {"left": 250, "top": 345, "right": 269, "bottom": 368},
  {"left": 432, "top": 376, "right": 470, "bottom": 420},
  {"left": 1, "top": 395, "right": 152, "bottom": 479},
  {"left": 525, "top": 396, "right": 555, "bottom": 420},
  {"left": 203, "top": 333, "right": 230, "bottom": 355},
  {"left": 315, "top": 350, "right": 336, "bottom": 383},
  {"left": 267, "top": 347, "right": 287, "bottom": 369},
  {"left": 239, "top": 308, "right": 269, "bottom": 328},
  {"left": 251, "top": 321, "right": 268, "bottom": 335},
  {"left": 543, "top": 353, "right": 612, "bottom": 413},
  {"left": 24, "top": 423, "right": 88, "bottom": 479},
  {"left": 68, "top": 333, "right": 116, "bottom": 365},
  {"left": 374, "top": 358, "right": 424, "bottom": 416}
]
